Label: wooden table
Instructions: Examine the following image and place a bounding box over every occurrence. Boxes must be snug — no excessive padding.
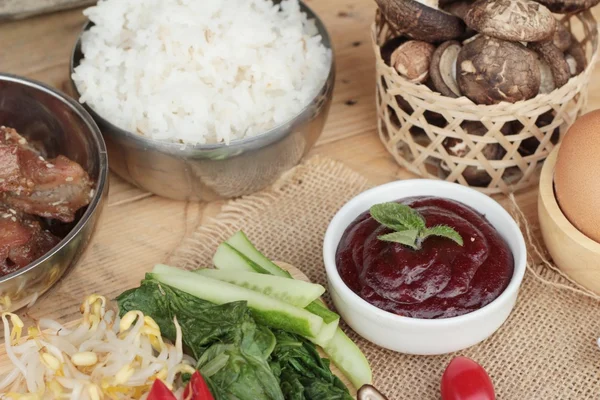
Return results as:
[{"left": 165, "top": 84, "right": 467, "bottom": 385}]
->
[{"left": 1, "top": 0, "right": 600, "bottom": 324}]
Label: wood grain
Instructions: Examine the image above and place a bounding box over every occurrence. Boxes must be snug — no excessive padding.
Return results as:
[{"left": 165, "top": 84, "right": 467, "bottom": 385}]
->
[
  {"left": 0, "top": 0, "right": 596, "bottom": 330},
  {"left": 0, "top": 0, "right": 94, "bottom": 21}
]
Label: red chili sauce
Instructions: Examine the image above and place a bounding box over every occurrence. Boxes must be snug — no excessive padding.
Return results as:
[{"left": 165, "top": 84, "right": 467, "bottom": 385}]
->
[{"left": 335, "top": 196, "right": 514, "bottom": 319}]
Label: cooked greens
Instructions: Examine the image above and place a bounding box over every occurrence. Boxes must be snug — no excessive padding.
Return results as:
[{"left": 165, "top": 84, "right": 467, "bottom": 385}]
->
[
  {"left": 117, "top": 276, "right": 354, "bottom": 400},
  {"left": 270, "top": 330, "right": 353, "bottom": 400}
]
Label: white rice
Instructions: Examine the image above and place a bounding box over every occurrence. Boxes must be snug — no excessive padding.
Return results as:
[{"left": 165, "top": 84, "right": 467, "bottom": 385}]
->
[{"left": 72, "top": 0, "right": 331, "bottom": 145}]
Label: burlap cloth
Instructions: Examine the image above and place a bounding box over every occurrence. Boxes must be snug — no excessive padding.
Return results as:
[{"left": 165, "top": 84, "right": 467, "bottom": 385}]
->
[{"left": 168, "top": 156, "right": 600, "bottom": 400}]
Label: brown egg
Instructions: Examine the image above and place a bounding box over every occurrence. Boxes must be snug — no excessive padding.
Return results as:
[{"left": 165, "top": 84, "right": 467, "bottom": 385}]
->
[{"left": 555, "top": 109, "right": 600, "bottom": 243}]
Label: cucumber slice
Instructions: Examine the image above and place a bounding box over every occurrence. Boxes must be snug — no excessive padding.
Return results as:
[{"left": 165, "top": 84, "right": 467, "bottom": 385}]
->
[
  {"left": 192, "top": 269, "right": 325, "bottom": 308},
  {"left": 213, "top": 242, "right": 269, "bottom": 274},
  {"left": 151, "top": 269, "right": 323, "bottom": 338},
  {"left": 304, "top": 301, "right": 340, "bottom": 346},
  {"left": 323, "top": 328, "right": 373, "bottom": 389},
  {"left": 305, "top": 300, "right": 340, "bottom": 324},
  {"left": 225, "top": 231, "right": 291, "bottom": 277}
]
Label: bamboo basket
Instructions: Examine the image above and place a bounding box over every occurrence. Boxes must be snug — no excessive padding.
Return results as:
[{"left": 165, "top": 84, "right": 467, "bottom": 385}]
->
[{"left": 373, "top": 10, "right": 599, "bottom": 194}]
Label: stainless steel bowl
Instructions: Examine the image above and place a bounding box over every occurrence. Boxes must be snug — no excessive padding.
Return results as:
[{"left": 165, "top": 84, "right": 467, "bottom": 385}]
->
[
  {"left": 0, "top": 74, "right": 108, "bottom": 313},
  {"left": 69, "top": 1, "right": 335, "bottom": 201}
]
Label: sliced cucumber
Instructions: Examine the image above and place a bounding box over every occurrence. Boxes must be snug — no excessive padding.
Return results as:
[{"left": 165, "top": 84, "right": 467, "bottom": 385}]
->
[
  {"left": 305, "top": 300, "right": 340, "bottom": 324},
  {"left": 225, "top": 231, "right": 291, "bottom": 277},
  {"left": 304, "top": 301, "right": 340, "bottom": 346},
  {"left": 213, "top": 242, "right": 269, "bottom": 274},
  {"left": 150, "top": 270, "right": 323, "bottom": 338},
  {"left": 220, "top": 232, "right": 372, "bottom": 388},
  {"left": 323, "top": 328, "right": 373, "bottom": 389},
  {"left": 192, "top": 269, "right": 325, "bottom": 308}
]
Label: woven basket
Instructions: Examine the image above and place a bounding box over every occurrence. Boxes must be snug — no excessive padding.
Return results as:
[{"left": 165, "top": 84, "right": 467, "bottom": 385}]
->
[{"left": 373, "top": 10, "right": 599, "bottom": 194}]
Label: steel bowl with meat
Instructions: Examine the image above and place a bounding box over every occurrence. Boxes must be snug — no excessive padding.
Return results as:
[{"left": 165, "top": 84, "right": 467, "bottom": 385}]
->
[{"left": 0, "top": 74, "right": 108, "bottom": 313}]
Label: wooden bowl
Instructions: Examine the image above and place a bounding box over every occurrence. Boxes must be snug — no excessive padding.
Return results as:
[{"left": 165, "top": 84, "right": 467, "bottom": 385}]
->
[{"left": 538, "top": 144, "right": 600, "bottom": 293}]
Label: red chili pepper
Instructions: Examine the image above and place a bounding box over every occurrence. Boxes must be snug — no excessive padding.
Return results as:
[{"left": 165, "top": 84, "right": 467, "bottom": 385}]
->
[
  {"left": 183, "top": 371, "right": 215, "bottom": 400},
  {"left": 441, "top": 356, "right": 495, "bottom": 400},
  {"left": 147, "top": 379, "right": 177, "bottom": 400}
]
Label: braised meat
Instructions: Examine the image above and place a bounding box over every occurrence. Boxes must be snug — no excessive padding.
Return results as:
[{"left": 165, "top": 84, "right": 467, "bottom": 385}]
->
[
  {"left": 0, "top": 205, "right": 61, "bottom": 276},
  {"left": 0, "top": 126, "right": 94, "bottom": 223}
]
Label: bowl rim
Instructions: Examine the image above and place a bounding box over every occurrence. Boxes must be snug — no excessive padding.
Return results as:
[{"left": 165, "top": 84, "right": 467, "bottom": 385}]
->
[
  {"left": 323, "top": 179, "right": 527, "bottom": 327},
  {"left": 68, "top": 0, "right": 335, "bottom": 152},
  {"left": 0, "top": 73, "right": 109, "bottom": 284},
  {"left": 539, "top": 144, "right": 600, "bottom": 252}
]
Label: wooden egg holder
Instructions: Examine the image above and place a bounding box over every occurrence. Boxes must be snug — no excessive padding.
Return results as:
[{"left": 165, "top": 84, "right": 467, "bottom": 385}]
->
[{"left": 538, "top": 145, "right": 600, "bottom": 294}]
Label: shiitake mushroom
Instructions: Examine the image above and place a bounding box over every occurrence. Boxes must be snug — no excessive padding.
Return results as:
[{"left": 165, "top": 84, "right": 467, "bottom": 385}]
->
[
  {"left": 375, "top": 0, "right": 466, "bottom": 43},
  {"left": 357, "top": 385, "right": 390, "bottom": 400},
  {"left": 390, "top": 40, "right": 436, "bottom": 83},
  {"left": 529, "top": 41, "right": 570, "bottom": 92},
  {"left": 516, "top": 111, "right": 560, "bottom": 156},
  {"left": 429, "top": 40, "right": 462, "bottom": 98},
  {"left": 442, "top": 121, "right": 510, "bottom": 186},
  {"left": 457, "top": 35, "right": 540, "bottom": 105},
  {"left": 553, "top": 23, "right": 573, "bottom": 52},
  {"left": 565, "top": 40, "right": 587, "bottom": 76},
  {"left": 465, "top": 0, "right": 556, "bottom": 42}
]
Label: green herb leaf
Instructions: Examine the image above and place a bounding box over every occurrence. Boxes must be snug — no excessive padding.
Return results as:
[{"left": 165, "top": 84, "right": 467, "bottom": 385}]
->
[
  {"left": 377, "top": 230, "right": 420, "bottom": 249},
  {"left": 369, "top": 203, "right": 426, "bottom": 231},
  {"left": 370, "top": 201, "right": 464, "bottom": 250},
  {"left": 422, "top": 225, "right": 464, "bottom": 246}
]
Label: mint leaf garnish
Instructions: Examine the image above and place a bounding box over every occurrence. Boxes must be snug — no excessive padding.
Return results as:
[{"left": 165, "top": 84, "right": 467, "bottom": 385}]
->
[
  {"left": 377, "top": 230, "right": 420, "bottom": 249},
  {"left": 369, "top": 202, "right": 463, "bottom": 250},
  {"left": 422, "top": 225, "right": 464, "bottom": 246},
  {"left": 370, "top": 202, "right": 425, "bottom": 231}
]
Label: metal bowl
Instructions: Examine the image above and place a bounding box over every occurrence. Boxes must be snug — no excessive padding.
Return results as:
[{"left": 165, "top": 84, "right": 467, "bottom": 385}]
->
[
  {"left": 0, "top": 74, "right": 108, "bottom": 313},
  {"left": 69, "top": 1, "right": 335, "bottom": 201}
]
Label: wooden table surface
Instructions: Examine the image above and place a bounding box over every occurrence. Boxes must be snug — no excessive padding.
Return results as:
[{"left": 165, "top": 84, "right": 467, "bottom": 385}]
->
[{"left": 1, "top": 0, "right": 599, "bottom": 325}]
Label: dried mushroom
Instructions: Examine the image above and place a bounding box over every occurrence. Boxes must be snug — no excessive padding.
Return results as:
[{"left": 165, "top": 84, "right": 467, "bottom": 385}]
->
[
  {"left": 429, "top": 40, "right": 462, "bottom": 97},
  {"left": 537, "top": 55, "right": 556, "bottom": 94},
  {"left": 391, "top": 40, "right": 436, "bottom": 83},
  {"left": 457, "top": 35, "right": 540, "bottom": 105},
  {"left": 533, "top": 0, "right": 600, "bottom": 13},
  {"left": 465, "top": 0, "right": 556, "bottom": 42},
  {"left": 516, "top": 111, "right": 560, "bottom": 156},
  {"left": 529, "top": 41, "right": 570, "bottom": 90},
  {"left": 565, "top": 41, "right": 587, "bottom": 76},
  {"left": 380, "top": 36, "right": 407, "bottom": 65},
  {"left": 442, "top": 121, "right": 509, "bottom": 186},
  {"left": 443, "top": 0, "right": 474, "bottom": 19},
  {"left": 553, "top": 23, "right": 572, "bottom": 52},
  {"left": 375, "top": 0, "right": 466, "bottom": 43},
  {"left": 357, "top": 385, "right": 390, "bottom": 400}
]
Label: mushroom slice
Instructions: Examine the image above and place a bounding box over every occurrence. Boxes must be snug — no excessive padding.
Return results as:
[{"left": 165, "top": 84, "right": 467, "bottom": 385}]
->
[
  {"left": 565, "top": 41, "right": 587, "bottom": 76},
  {"left": 465, "top": 0, "right": 556, "bottom": 42},
  {"left": 457, "top": 35, "right": 540, "bottom": 105},
  {"left": 530, "top": 41, "right": 570, "bottom": 90},
  {"left": 533, "top": 0, "right": 600, "bottom": 14},
  {"left": 391, "top": 40, "right": 436, "bottom": 83},
  {"left": 357, "top": 385, "right": 390, "bottom": 400},
  {"left": 553, "top": 23, "right": 572, "bottom": 52},
  {"left": 375, "top": 0, "right": 466, "bottom": 43},
  {"left": 430, "top": 40, "right": 462, "bottom": 97}
]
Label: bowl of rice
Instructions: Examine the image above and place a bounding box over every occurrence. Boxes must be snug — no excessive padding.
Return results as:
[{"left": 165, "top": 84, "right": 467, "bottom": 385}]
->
[{"left": 69, "top": 0, "right": 334, "bottom": 201}]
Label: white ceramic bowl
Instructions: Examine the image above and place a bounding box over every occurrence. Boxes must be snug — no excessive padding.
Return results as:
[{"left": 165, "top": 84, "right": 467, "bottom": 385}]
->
[{"left": 323, "top": 180, "right": 526, "bottom": 355}]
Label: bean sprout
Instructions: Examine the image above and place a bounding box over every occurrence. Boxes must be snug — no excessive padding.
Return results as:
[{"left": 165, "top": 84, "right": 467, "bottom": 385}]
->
[{"left": 0, "top": 295, "right": 195, "bottom": 399}]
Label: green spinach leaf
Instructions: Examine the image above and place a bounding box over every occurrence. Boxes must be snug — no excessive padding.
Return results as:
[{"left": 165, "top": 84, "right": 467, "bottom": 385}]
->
[
  {"left": 117, "top": 276, "right": 283, "bottom": 400},
  {"left": 269, "top": 330, "right": 353, "bottom": 400}
]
